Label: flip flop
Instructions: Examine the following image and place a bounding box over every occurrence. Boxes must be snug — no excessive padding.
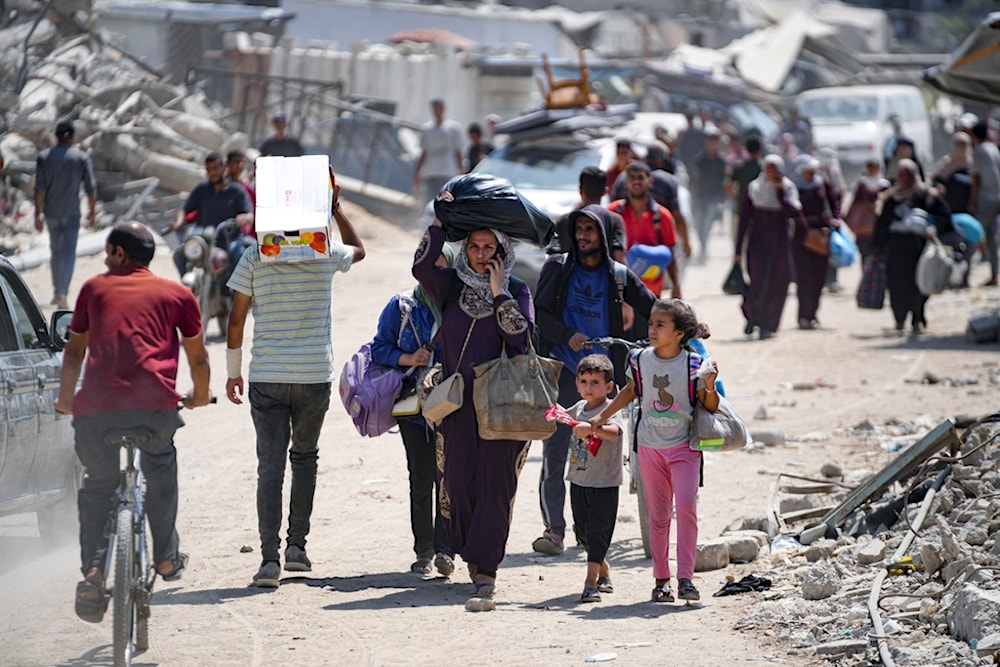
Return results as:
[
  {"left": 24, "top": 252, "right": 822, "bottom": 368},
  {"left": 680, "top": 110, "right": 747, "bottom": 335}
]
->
[
  {"left": 75, "top": 579, "right": 108, "bottom": 623},
  {"left": 410, "top": 559, "right": 432, "bottom": 575},
  {"left": 158, "top": 552, "right": 188, "bottom": 582}
]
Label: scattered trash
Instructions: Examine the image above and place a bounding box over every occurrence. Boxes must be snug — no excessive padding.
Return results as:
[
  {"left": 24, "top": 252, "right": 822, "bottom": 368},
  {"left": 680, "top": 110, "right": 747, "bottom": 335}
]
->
[
  {"left": 769, "top": 535, "right": 802, "bottom": 553},
  {"left": 584, "top": 652, "right": 617, "bottom": 663},
  {"left": 713, "top": 574, "right": 772, "bottom": 597},
  {"left": 612, "top": 642, "right": 652, "bottom": 649}
]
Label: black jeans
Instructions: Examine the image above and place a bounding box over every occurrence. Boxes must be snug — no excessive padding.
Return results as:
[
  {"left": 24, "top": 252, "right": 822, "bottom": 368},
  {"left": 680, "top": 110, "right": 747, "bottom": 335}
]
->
[
  {"left": 74, "top": 410, "right": 185, "bottom": 575},
  {"left": 397, "top": 419, "right": 450, "bottom": 559},
  {"left": 249, "top": 382, "right": 330, "bottom": 563}
]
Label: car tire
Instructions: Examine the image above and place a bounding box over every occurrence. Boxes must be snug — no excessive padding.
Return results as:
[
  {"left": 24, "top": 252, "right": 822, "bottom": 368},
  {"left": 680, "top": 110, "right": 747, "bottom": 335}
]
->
[{"left": 37, "top": 463, "right": 82, "bottom": 543}]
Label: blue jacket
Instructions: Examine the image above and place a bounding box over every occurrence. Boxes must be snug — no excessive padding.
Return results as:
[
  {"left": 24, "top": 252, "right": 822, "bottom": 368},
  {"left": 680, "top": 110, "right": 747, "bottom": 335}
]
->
[{"left": 371, "top": 290, "right": 437, "bottom": 368}]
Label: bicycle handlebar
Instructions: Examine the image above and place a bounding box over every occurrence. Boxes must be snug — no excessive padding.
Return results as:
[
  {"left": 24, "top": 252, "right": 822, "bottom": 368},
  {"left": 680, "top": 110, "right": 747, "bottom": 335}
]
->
[{"left": 583, "top": 336, "right": 649, "bottom": 351}]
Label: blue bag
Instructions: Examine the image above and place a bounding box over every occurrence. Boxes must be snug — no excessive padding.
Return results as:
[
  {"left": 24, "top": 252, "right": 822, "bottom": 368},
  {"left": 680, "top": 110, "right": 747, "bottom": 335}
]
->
[
  {"left": 829, "top": 227, "right": 856, "bottom": 268},
  {"left": 952, "top": 213, "right": 984, "bottom": 247}
]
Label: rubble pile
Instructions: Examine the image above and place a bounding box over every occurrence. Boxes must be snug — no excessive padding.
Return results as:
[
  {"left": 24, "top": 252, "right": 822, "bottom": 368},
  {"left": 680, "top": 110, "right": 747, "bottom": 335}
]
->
[
  {"left": 716, "top": 418, "right": 1000, "bottom": 665},
  {"left": 0, "top": 3, "right": 244, "bottom": 251}
]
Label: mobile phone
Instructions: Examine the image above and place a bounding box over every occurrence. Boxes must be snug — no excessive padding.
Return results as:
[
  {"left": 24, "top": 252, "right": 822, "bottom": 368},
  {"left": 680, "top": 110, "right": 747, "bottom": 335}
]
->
[{"left": 495, "top": 244, "right": 506, "bottom": 260}]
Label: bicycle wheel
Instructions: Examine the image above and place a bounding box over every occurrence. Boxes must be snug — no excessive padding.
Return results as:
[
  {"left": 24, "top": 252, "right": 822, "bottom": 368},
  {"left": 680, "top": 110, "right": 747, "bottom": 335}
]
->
[
  {"left": 134, "top": 512, "right": 149, "bottom": 652},
  {"left": 112, "top": 506, "right": 135, "bottom": 667},
  {"left": 635, "top": 468, "right": 652, "bottom": 559}
]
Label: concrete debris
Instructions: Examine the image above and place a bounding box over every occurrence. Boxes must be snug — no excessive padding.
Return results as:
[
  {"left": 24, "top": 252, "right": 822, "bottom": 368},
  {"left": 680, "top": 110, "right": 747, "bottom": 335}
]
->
[
  {"left": 721, "top": 419, "right": 1000, "bottom": 664},
  {"left": 820, "top": 461, "right": 843, "bottom": 478},
  {"left": 0, "top": 3, "right": 244, "bottom": 247}
]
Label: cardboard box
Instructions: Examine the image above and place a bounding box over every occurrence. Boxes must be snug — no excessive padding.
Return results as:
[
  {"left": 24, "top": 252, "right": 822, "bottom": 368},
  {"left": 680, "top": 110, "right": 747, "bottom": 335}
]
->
[{"left": 254, "top": 155, "right": 333, "bottom": 262}]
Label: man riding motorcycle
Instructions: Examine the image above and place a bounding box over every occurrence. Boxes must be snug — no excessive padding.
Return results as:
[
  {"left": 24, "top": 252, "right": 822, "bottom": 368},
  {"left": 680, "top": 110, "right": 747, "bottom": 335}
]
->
[{"left": 169, "top": 152, "right": 253, "bottom": 277}]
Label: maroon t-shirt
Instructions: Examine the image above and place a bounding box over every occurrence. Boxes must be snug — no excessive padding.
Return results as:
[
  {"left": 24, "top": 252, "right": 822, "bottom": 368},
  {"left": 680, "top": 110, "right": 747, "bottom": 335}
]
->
[{"left": 70, "top": 265, "right": 203, "bottom": 417}]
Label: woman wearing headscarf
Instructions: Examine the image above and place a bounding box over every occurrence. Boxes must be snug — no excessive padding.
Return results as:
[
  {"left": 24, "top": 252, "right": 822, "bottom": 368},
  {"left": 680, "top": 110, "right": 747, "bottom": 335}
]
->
[
  {"left": 873, "top": 159, "right": 956, "bottom": 334},
  {"left": 371, "top": 244, "right": 455, "bottom": 577},
  {"left": 412, "top": 216, "right": 534, "bottom": 612},
  {"left": 791, "top": 157, "right": 840, "bottom": 329},
  {"left": 930, "top": 132, "right": 973, "bottom": 215},
  {"left": 734, "top": 154, "right": 801, "bottom": 340},
  {"left": 845, "top": 157, "right": 891, "bottom": 261},
  {"left": 885, "top": 137, "right": 925, "bottom": 184},
  {"left": 817, "top": 147, "right": 847, "bottom": 293}
]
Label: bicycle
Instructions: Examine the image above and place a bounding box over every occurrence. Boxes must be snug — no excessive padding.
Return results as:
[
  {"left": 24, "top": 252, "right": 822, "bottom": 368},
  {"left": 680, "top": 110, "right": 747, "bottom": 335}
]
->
[
  {"left": 98, "top": 398, "right": 215, "bottom": 667},
  {"left": 583, "top": 336, "right": 652, "bottom": 559}
]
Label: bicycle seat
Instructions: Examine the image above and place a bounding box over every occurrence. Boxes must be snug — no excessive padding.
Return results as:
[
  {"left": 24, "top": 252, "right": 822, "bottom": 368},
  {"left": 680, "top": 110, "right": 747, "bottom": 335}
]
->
[{"left": 103, "top": 427, "right": 153, "bottom": 448}]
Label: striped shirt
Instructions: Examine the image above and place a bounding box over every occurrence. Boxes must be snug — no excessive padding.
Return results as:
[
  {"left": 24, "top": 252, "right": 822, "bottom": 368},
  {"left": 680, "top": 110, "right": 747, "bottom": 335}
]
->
[{"left": 227, "top": 243, "right": 354, "bottom": 383}]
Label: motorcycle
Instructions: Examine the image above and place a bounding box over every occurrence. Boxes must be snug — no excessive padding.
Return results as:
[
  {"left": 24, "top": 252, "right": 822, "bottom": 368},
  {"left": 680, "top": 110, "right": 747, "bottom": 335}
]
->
[{"left": 172, "top": 220, "right": 250, "bottom": 337}]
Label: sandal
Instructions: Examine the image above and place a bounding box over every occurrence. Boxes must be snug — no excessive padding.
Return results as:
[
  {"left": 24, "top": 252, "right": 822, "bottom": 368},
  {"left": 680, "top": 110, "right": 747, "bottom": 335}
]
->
[
  {"left": 410, "top": 558, "right": 432, "bottom": 575},
  {"left": 580, "top": 586, "right": 601, "bottom": 603},
  {"left": 465, "top": 581, "right": 496, "bottom": 612},
  {"left": 596, "top": 576, "right": 614, "bottom": 594},
  {"left": 75, "top": 577, "right": 108, "bottom": 623},
  {"left": 157, "top": 552, "right": 188, "bottom": 582},
  {"left": 530, "top": 531, "right": 564, "bottom": 556},
  {"left": 651, "top": 583, "right": 674, "bottom": 603},
  {"left": 433, "top": 553, "right": 455, "bottom": 577},
  {"left": 677, "top": 578, "right": 701, "bottom": 601}
]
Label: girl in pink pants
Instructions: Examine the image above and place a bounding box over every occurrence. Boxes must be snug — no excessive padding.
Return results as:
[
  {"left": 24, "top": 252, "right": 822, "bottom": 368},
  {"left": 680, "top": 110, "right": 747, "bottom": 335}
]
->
[{"left": 592, "top": 299, "right": 719, "bottom": 603}]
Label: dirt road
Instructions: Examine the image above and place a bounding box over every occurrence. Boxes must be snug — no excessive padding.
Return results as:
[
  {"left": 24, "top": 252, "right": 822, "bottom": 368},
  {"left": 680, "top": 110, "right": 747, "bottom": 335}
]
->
[{"left": 1, "top": 206, "right": 997, "bottom": 667}]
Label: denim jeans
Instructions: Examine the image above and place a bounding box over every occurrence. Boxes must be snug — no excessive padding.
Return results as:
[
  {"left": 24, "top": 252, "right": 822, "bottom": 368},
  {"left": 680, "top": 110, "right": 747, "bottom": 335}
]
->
[
  {"left": 249, "top": 382, "right": 331, "bottom": 562},
  {"left": 46, "top": 214, "right": 80, "bottom": 298},
  {"left": 74, "top": 410, "right": 185, "bottom": 575}
]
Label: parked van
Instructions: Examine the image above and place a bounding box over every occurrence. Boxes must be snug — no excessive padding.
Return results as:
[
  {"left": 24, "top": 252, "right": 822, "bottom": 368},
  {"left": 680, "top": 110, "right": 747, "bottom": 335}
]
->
[{"left": 796, "top": 84, "right": 932, "bottom": 180}]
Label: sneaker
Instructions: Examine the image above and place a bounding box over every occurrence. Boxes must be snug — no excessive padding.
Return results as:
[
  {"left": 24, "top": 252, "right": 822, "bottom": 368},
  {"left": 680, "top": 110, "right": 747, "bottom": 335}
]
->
[
  {"left": 677, "top": 578, "right": 701, "bottom": 601},
  {"left": 580, "top": 586, "right": 601, "bottom": 603},
  {"left": 434, "top": 553, "right": 455, "bottom": 577},
  {"left": 283, "top": 546, "right": 312, "bottom": 572},
  {"left": 596, "top": 576, "right": 614, "bottom": 594},
  {"left": 252, "top": 561, "right": 281, "bottom": 588}
]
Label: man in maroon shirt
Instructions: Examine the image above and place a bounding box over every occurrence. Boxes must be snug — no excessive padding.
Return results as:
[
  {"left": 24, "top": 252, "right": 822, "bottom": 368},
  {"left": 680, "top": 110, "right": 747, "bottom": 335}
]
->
[{"left": 55, "top": 221, "right": 212, "bottom": 623}]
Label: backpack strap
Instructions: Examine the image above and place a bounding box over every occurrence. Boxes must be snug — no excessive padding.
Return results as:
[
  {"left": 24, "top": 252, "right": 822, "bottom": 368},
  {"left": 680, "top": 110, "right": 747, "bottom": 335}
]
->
[
  {"left": 685, "top": 348, "right": 700, "bottom": 408},
  {"left": 629, "top": 348, "right": 645, "bottom": 399},
  {"left": 612, "top": 260, "right": 627, "bottom": 302},
  {"left": 612, "top": 198, "right": 663, "bottom": 246}
]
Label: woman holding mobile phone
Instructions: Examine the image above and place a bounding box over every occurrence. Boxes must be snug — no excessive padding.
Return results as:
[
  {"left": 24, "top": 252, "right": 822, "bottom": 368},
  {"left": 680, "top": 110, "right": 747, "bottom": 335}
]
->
[{"left": 412, "top": 217, "right": 535, "bottom": 612}]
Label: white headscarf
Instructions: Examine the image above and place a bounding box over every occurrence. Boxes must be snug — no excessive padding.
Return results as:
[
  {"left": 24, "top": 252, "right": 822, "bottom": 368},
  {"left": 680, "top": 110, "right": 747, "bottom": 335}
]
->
[
  {"left": 748, "top": 154, "right": 801, "bottom": 211},
  {"left": 887, "top": 159, "right": 926, "bottom": 203}
]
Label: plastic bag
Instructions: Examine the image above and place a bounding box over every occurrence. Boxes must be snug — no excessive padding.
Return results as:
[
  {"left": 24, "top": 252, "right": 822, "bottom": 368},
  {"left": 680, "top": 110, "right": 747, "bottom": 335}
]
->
[
  {"left": 916, "top": 239, "right": 954, "bottom": 296},
  {"left": 433, "top": 173, "right": 555, "bottom": 247},
  {"left": 829, "top": 227, "right": 857, "bottom": 268},
  {"left": 722, "top": 263, "right": 748, "bottom": 295}
]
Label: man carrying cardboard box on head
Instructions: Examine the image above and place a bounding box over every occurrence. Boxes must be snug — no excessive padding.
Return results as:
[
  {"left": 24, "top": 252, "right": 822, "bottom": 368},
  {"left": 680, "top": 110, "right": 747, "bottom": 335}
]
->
[{"left": 225, "top": 158, "right": 365, "bottom": 588}]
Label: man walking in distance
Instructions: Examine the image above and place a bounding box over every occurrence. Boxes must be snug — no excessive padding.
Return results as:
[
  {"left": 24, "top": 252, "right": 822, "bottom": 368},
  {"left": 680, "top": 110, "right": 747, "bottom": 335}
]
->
[
  {"left": 259, "top": 111, "right": 304, "bottom": 157},
  {"left": 55, "top": 221, "right": 212, "bottom": 623},
  {"left": 412, "top": 99, "right": 463, "bottom": 202},
  {"left": 225, "top": 167, "right": 365, "bottom": 587},
  {"left": 531, "top": 205, "right": 656, "bottom": 555},
  {"left": 609, "top": 162, "right": 685, "bottom": 299},
  {"left": 970, "top": 121, "right": 1000, "bottom": 287},
  {"left": 34, "top": 119, "right": 97, "bottom": 309}
]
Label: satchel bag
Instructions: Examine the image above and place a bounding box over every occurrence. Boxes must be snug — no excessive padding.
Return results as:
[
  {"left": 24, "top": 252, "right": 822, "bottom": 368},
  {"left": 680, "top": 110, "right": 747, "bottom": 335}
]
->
[
  {"left": 421, "top": 319, "right": 476, "bottom": 427},
  {"left": 856, "top": 255, "right": 887, "bottom": 309},
  {"left": 802, "top": 226, "right": 830, "bottom": 257},
  {"left": 472, "top": 341, "right": 563, "bottom": 441},
  {"left": 689, "top": 394, "right": 750, "bottom": 452}
]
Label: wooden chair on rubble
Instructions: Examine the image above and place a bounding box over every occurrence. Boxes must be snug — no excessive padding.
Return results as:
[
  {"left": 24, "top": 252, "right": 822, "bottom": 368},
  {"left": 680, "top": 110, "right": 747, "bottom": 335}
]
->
[{"left": 535, "top": 49, "right": 599, "bottom": 109}]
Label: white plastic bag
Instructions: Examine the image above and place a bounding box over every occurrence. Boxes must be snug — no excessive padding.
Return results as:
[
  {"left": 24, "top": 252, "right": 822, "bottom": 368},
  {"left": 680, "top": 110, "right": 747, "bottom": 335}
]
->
[{"left": 915, "top": 239, "right": 953, "bottom": 296}]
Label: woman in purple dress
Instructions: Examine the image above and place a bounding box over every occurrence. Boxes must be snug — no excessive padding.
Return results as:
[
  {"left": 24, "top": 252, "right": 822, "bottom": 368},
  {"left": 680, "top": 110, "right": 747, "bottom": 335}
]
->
[
  {"left": 734, "top": 155, "right": 801, "bottom": 340},
  {"left": 791, "top": 157, "right": 841, "bottom": 330},
  {"left": 412, "top": 218, "right": 534, "bottom": 612}
]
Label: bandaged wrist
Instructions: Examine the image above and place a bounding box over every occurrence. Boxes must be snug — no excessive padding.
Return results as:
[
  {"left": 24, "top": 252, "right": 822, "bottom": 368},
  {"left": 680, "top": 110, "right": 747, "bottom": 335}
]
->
[{"left": 226, "top": 347, "right": 243, "bottom": 378}]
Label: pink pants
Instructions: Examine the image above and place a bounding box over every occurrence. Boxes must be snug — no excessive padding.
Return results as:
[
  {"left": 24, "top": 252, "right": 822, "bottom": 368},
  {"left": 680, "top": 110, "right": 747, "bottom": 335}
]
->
[{"left": 638, "top": 444, "right": 701, "bottom": 581}]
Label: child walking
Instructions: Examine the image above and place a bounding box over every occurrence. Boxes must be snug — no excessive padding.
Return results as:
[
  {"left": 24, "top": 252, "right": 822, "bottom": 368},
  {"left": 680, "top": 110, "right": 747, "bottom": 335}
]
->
[
  {"left": 591, "top": 299, "right": 719, "bottom": 603},
  {"left": 563, "top": 355, "right": 626, "bottom": 603}
]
